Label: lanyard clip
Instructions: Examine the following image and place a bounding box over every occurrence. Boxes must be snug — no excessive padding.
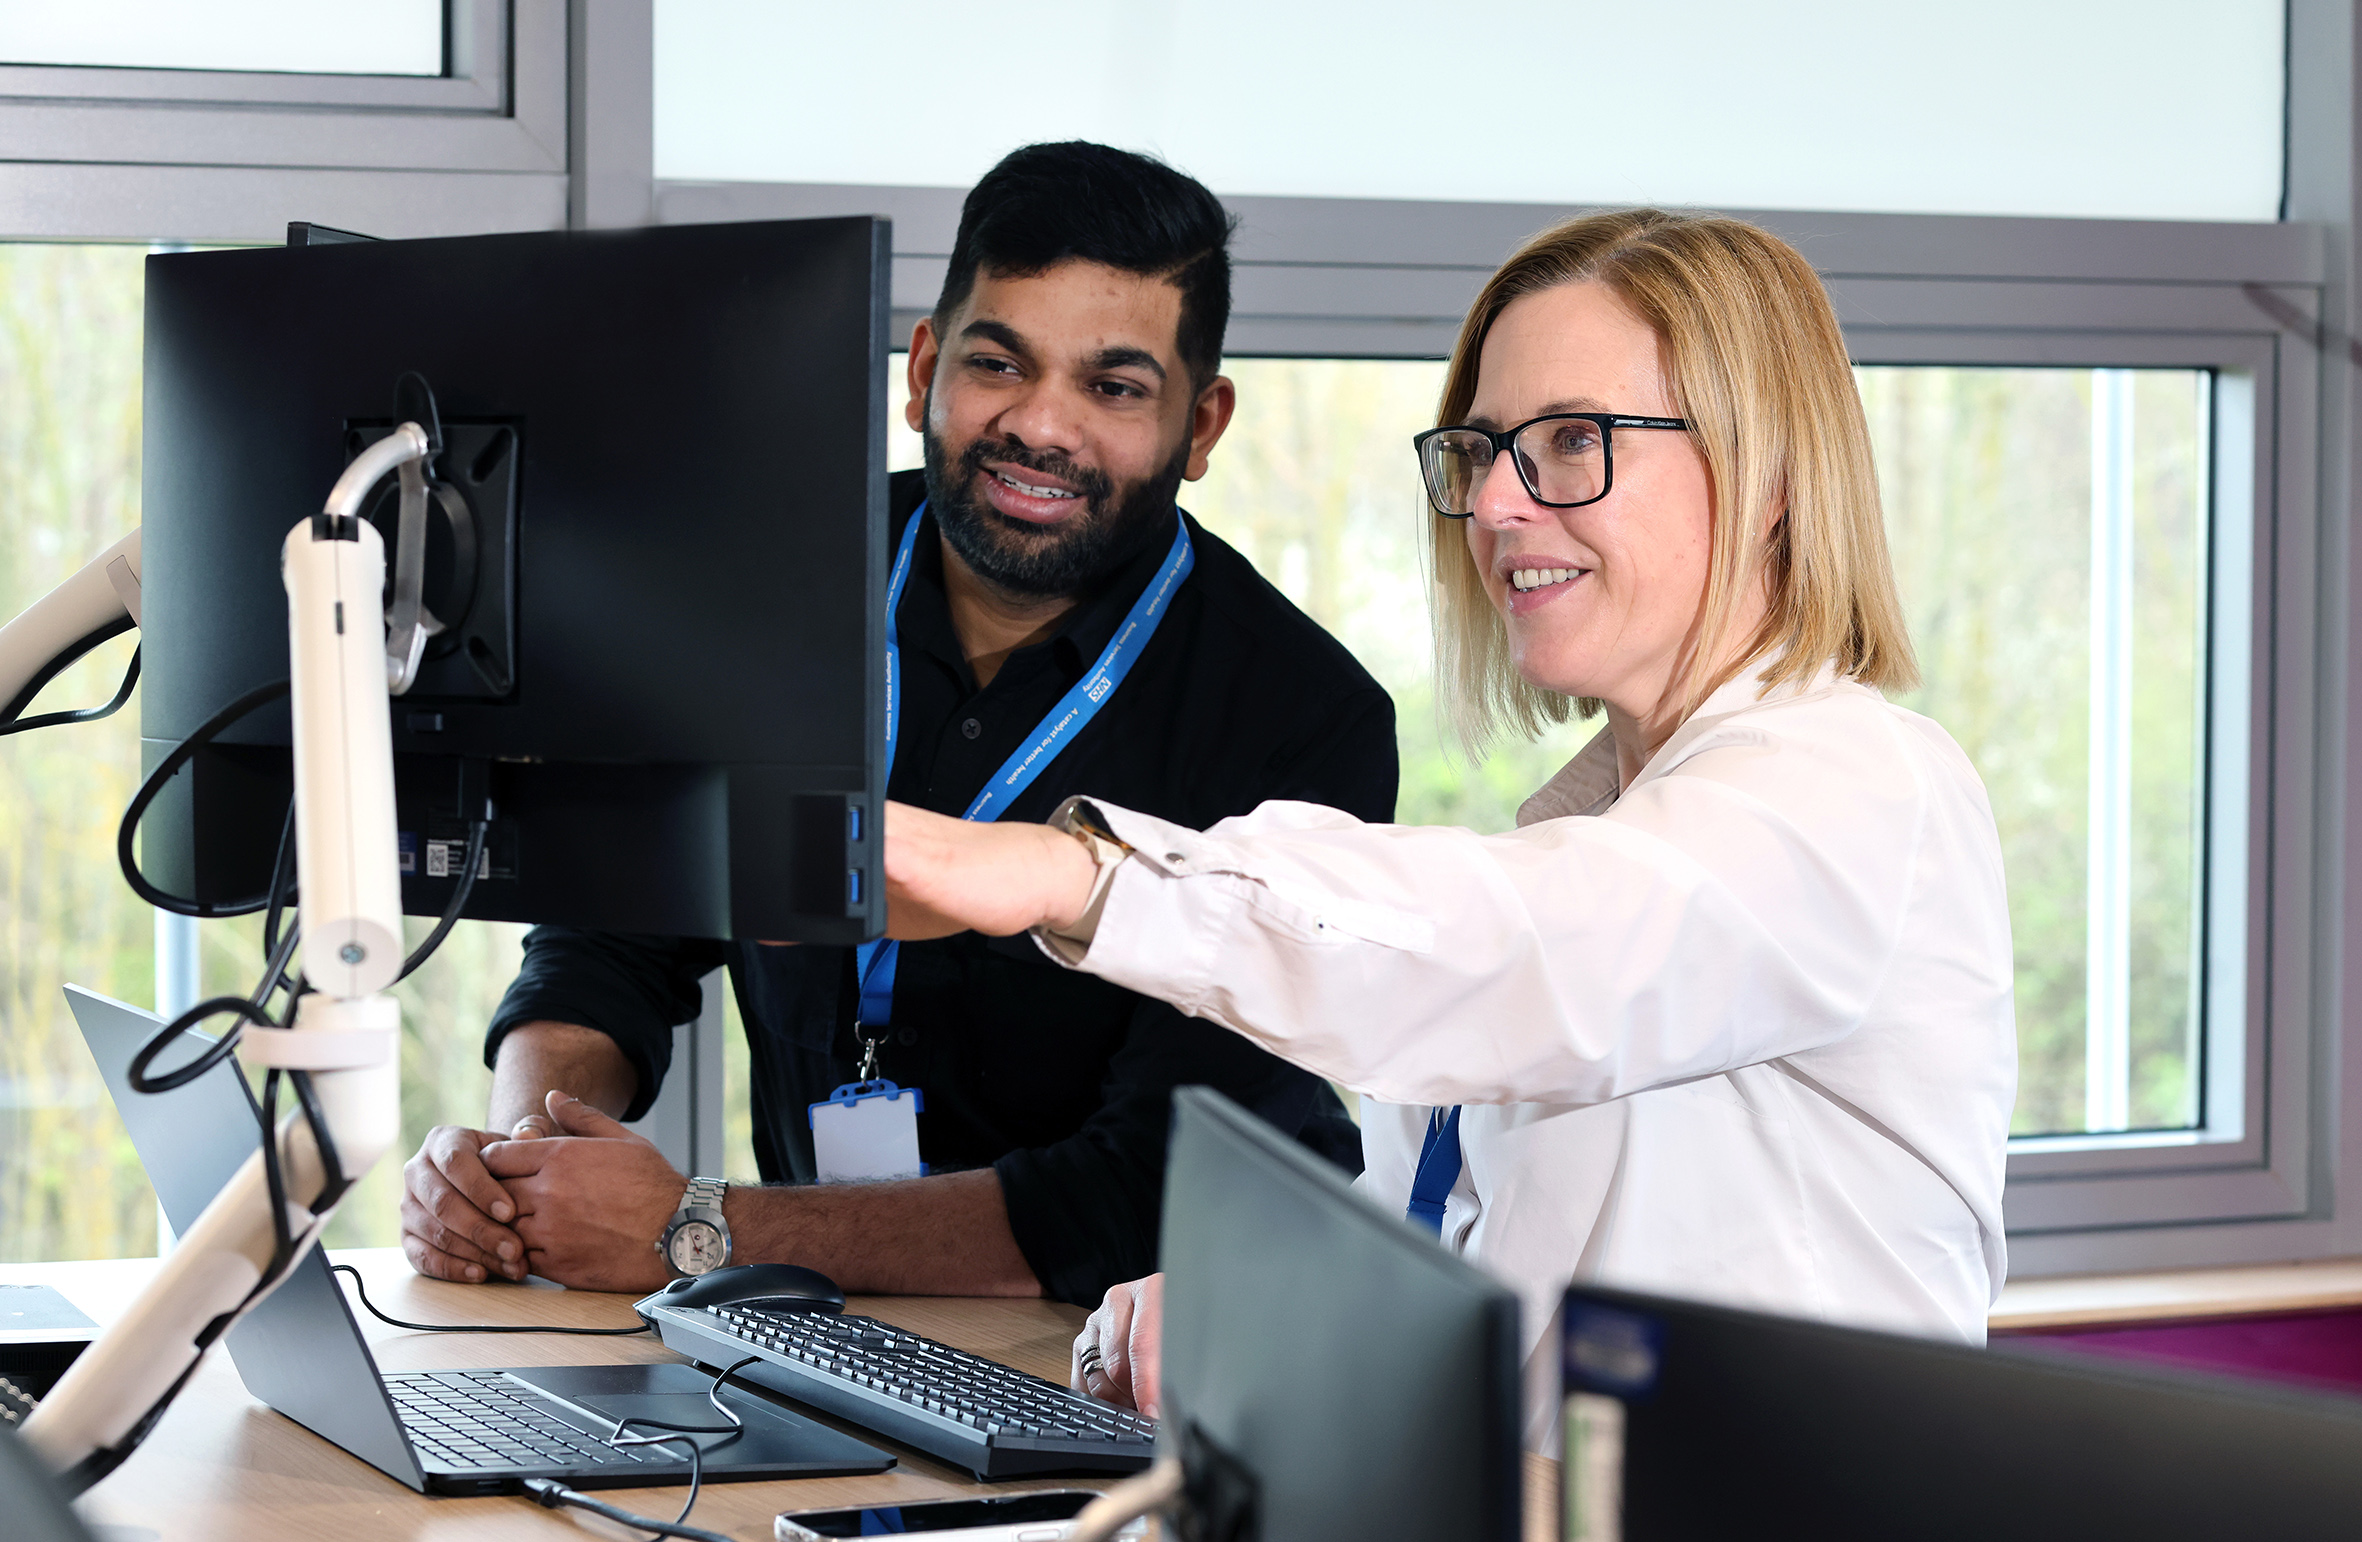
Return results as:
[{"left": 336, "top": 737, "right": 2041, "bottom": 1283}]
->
[{"left": 855, "top": 1024, "right": 882, "bottom": 1082}]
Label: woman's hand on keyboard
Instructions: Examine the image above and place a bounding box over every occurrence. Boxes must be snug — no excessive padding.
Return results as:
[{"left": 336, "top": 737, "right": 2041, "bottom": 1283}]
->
[{"left": 1073, "top": 1273, "right": 1162, "bottom": 1420}]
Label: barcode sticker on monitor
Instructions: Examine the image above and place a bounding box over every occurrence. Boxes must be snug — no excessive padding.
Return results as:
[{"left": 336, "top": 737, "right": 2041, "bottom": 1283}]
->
[{"left": 425, "top": 841, "right": 489, "bottom": 880}]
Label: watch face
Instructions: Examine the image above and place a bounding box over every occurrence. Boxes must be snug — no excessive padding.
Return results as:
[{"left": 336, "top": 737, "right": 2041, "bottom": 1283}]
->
[{"left": 667, "top": 1220, "right": 725, "bottom": 1275}]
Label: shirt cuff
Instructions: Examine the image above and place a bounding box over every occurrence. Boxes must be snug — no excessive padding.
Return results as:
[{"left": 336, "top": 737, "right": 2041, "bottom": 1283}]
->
[{"left": 1027, "top": 798, "right": 1244, "bottom": 998}]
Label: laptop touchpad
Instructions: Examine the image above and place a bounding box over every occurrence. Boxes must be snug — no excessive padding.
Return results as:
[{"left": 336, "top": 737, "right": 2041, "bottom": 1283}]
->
[{"left": 572, "top": 1392, "right": 747, "bottom": 1450}]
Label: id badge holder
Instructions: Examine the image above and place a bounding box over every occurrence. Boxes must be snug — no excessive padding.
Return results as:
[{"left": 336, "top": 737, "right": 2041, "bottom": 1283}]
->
[{"left": 809, "top": 1079, "right": 928, "bottom": 1183}]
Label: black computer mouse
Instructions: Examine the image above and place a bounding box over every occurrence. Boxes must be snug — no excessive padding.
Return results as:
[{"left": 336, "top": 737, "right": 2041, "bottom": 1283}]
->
[{"left": 634, "top": 1263, "right": 846, "bottom": 1324}]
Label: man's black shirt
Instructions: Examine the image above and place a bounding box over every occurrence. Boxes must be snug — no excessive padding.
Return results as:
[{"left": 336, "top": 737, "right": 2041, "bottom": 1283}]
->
[{"left": 487, "top": 469, "right": 1398, "bottom": 1304}]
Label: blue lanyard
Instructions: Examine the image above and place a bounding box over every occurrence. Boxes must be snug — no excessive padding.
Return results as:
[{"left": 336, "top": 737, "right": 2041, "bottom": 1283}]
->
[
  {"left": 1406, "top": 1106, "right": 1463, "bottom": 1237},
  {"left": 852, "top": 501, "right": 1195, "bottom": 1033}
]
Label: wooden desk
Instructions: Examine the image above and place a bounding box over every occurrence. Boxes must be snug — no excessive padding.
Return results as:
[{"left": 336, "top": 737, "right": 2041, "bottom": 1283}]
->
[{"left": 11, "top": 1250, "right": 1558, "bottom": 1541}]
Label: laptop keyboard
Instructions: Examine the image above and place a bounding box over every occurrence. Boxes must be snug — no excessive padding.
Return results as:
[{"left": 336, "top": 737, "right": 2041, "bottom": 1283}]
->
[{"left": 385, "top": 1370, "right": 645, "bottom": 1472}]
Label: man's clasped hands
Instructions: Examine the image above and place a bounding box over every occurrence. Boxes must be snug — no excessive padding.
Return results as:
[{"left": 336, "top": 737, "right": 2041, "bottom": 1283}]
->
[{"left": 400, "top": 1090, "right": 689, "bottom": 1295}]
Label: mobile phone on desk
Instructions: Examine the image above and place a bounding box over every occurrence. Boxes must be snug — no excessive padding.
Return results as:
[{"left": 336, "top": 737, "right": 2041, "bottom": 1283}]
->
[{"left": 775, "top": 1490, "right": 1144, "bottom": 1540}]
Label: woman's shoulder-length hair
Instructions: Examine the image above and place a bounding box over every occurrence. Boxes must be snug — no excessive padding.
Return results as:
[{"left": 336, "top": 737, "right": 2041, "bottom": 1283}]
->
[{"left": 1429, "top": 207, "right": 1918, "bottom": 754}]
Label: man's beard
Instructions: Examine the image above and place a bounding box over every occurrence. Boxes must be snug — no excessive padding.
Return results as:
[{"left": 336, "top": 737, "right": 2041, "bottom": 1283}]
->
[{"left": 923, "top": 424, "right": 1190, "bottom": 600}]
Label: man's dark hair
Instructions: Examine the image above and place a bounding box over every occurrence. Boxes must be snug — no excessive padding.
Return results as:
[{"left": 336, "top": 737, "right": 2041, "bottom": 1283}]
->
[{"left": 934, "top": 141, "right": 1236, "bottom": 390}]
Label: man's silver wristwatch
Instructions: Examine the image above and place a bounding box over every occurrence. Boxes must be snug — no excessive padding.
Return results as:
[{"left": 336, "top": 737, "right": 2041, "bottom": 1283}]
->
[{"left": 658, "top": 1176, "right": 731, "bottom": 1278}]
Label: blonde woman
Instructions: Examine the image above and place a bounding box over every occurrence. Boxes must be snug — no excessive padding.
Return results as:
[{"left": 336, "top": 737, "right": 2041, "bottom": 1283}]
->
[{"left": 883, "top": 209, "right": 2017, "bottom": 1448}]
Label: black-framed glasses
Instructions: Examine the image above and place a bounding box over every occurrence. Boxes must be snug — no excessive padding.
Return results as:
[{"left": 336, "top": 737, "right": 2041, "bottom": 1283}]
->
[{"left": 1412, "top": 411, "right": 1690, "bottom": 518}]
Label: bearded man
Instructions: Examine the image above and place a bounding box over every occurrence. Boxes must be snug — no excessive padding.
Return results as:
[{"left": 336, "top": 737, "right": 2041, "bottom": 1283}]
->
[{"left": 396, "top": 142, "right": 1397, "bottom": 1304}]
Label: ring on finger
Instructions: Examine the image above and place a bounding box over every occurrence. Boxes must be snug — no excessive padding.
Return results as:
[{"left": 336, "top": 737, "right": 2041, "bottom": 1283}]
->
[{"left": 1078, "top": 1343, "right": 1105, "bottom": 1379}]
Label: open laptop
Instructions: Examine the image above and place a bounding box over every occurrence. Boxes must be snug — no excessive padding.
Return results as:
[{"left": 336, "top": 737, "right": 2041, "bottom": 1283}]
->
[{"left": 66, "top": 984, "right": 894, "bottom": 1496}]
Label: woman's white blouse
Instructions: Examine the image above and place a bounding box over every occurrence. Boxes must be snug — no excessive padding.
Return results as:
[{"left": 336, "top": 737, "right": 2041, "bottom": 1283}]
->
[{"left": 1044, "top": 665, "right": 2018, "bottom": 1449}]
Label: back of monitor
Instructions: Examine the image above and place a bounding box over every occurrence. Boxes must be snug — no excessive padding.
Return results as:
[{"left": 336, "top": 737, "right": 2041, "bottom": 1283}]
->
[
  {"left": 1571, "top": 1281, "right": 2362, "bottom": 1541},
  {"left": 1158, "top": 1086, "right": 1522, "bottom": 1542}
]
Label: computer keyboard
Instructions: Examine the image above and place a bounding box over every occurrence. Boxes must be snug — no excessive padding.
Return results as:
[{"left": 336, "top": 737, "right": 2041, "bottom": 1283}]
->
[
  {"left": 386, "top": 1370, "right": 649, "bottom": 1472},
  {"left": 644, "top": 1300, "right": 1158, "bottom": 1480}
]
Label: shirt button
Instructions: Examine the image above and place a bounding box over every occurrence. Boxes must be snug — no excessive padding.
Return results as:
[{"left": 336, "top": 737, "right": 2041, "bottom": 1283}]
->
[
  {"left": 897, "top": 1026, "right": 919, "bottom": 1046},
  {"left": 961, "top": 717, "right": 982, "bottom": 740}
]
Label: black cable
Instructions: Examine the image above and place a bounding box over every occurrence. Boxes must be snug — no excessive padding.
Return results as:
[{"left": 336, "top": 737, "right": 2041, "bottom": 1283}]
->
[
  {"left": 518, "top": 1357, "right": 758, "bottom": 1541},
  {"left": 604, "top": 1355, "right": 755, "bottom": 1528},
  {"left": 290, "top": 1069, "right": 353, "bottom": 1216},
  {"left": 118, "top": 677, "right": 290, "bottom": 916},
  {"left": 261, "top": 798, "right": 298, "bottom": 966},
  {"left": 520, "top": 1479, "right": 735, "bottom": 1542},
  {"left": 327, "top": 1264, "right": 651, "bottom": 1336},
  {"left": 126, "top": 790, "right": 304, "bottom": 1097},
  {"left": 634, "top": 1434, "right": 706, "bottom": 1527},
  {"left": 396, "top": 817, "right": 487, "bottom": 982},
  {"left": 0, "top": 644, "right": 140, "bottom": 737},
  {"left": 258, "top": 1069, "right": 296, "bottom": 1277},
  {"left": 0, "top": 614, "right": 131, "bottom": 731},
  {"left": 252, "top": 907, "right": 302, "bottom": 1016},
  {"left": 126, "top": 995, "right": 278, "bottom": 1094}
]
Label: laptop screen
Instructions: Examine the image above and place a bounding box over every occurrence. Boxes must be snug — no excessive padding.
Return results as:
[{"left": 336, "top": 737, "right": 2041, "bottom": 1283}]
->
[
  {"left": 65, "top": 985, "right": 260, "bottom": 1235},
  {"left": 64, "top": 983, "right": 430, "bottom": 1489}
]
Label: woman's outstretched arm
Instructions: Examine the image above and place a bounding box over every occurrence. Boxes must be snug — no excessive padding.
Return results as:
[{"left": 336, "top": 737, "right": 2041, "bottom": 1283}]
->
[{"left": 881, "top": 697, "right": 2002, "bottom": 1111}]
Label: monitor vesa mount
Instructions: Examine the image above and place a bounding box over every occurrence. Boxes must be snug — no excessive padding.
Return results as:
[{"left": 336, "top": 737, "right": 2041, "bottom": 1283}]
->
[
  {"left": 346, "top": 414, "right": 519, "bottom": 704},
  {"left": 351, "top": 374, "right": 520, "bottom": 887}
]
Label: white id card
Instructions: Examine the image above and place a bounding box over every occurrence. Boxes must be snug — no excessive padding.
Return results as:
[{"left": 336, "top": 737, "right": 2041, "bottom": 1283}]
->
[{"left": 809, "top": 1079, "right": 927, "bottom": 1183}]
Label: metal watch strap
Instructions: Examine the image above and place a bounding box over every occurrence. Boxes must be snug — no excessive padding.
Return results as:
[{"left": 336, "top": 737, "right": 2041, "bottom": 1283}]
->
[
  {"left": 682, "top": 1176, "right": 726, "bottom": 1213},
  {"left": 1054, "top": 797, "right": 1131, "bottom": 852}
]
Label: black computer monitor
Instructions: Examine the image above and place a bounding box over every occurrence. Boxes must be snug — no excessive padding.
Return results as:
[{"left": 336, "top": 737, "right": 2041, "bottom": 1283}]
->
[
  {"left": 1561, "top": 1282, "right": 2362, "bottom": 1540},
  {"left": 138, "top": 217, "right": 888, "bottom": 944},
  {"left": 1158, "top": 1087, "right": 1523, "bottom": 1542}
]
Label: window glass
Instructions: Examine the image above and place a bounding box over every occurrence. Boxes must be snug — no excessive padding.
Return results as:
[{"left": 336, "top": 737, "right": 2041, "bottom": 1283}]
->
[
  {"left": 657, "top": 0, "right": 2283, "bottom": 222},
  {"left": 0, "top": 244, "right": 155, "bottom": 1262},
  {"left": 862, "top": 355, "right": 2214, "bottom": 1145},
  {"left": 1863, "top": 367, "right": 2208, "bottom": 1137},
  {"left": 0, "top": 0, "right": 444, "bottom": 75}
]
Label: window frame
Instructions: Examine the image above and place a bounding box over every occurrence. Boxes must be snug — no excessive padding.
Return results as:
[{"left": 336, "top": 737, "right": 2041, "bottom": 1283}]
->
[
  {"left": 14, "top": 3, "right": 2362, "bottom": 1278},
  {"left": 0, "top": 0, "right": 568, "bottom": 244}
]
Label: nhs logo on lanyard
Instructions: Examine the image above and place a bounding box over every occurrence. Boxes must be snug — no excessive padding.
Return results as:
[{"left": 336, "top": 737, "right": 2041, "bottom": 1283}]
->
[{"left": 1086, "top": 676, "right": 1113, "bottom": 703}]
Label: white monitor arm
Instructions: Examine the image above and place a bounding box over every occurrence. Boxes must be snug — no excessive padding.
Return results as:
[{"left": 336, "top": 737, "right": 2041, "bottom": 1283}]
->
[
  {"left": 0, "top": 529, "right": 143, "bottom": 725},
  {"left": 15, "top": 425, "right": 431, "bottom": 1489}
]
